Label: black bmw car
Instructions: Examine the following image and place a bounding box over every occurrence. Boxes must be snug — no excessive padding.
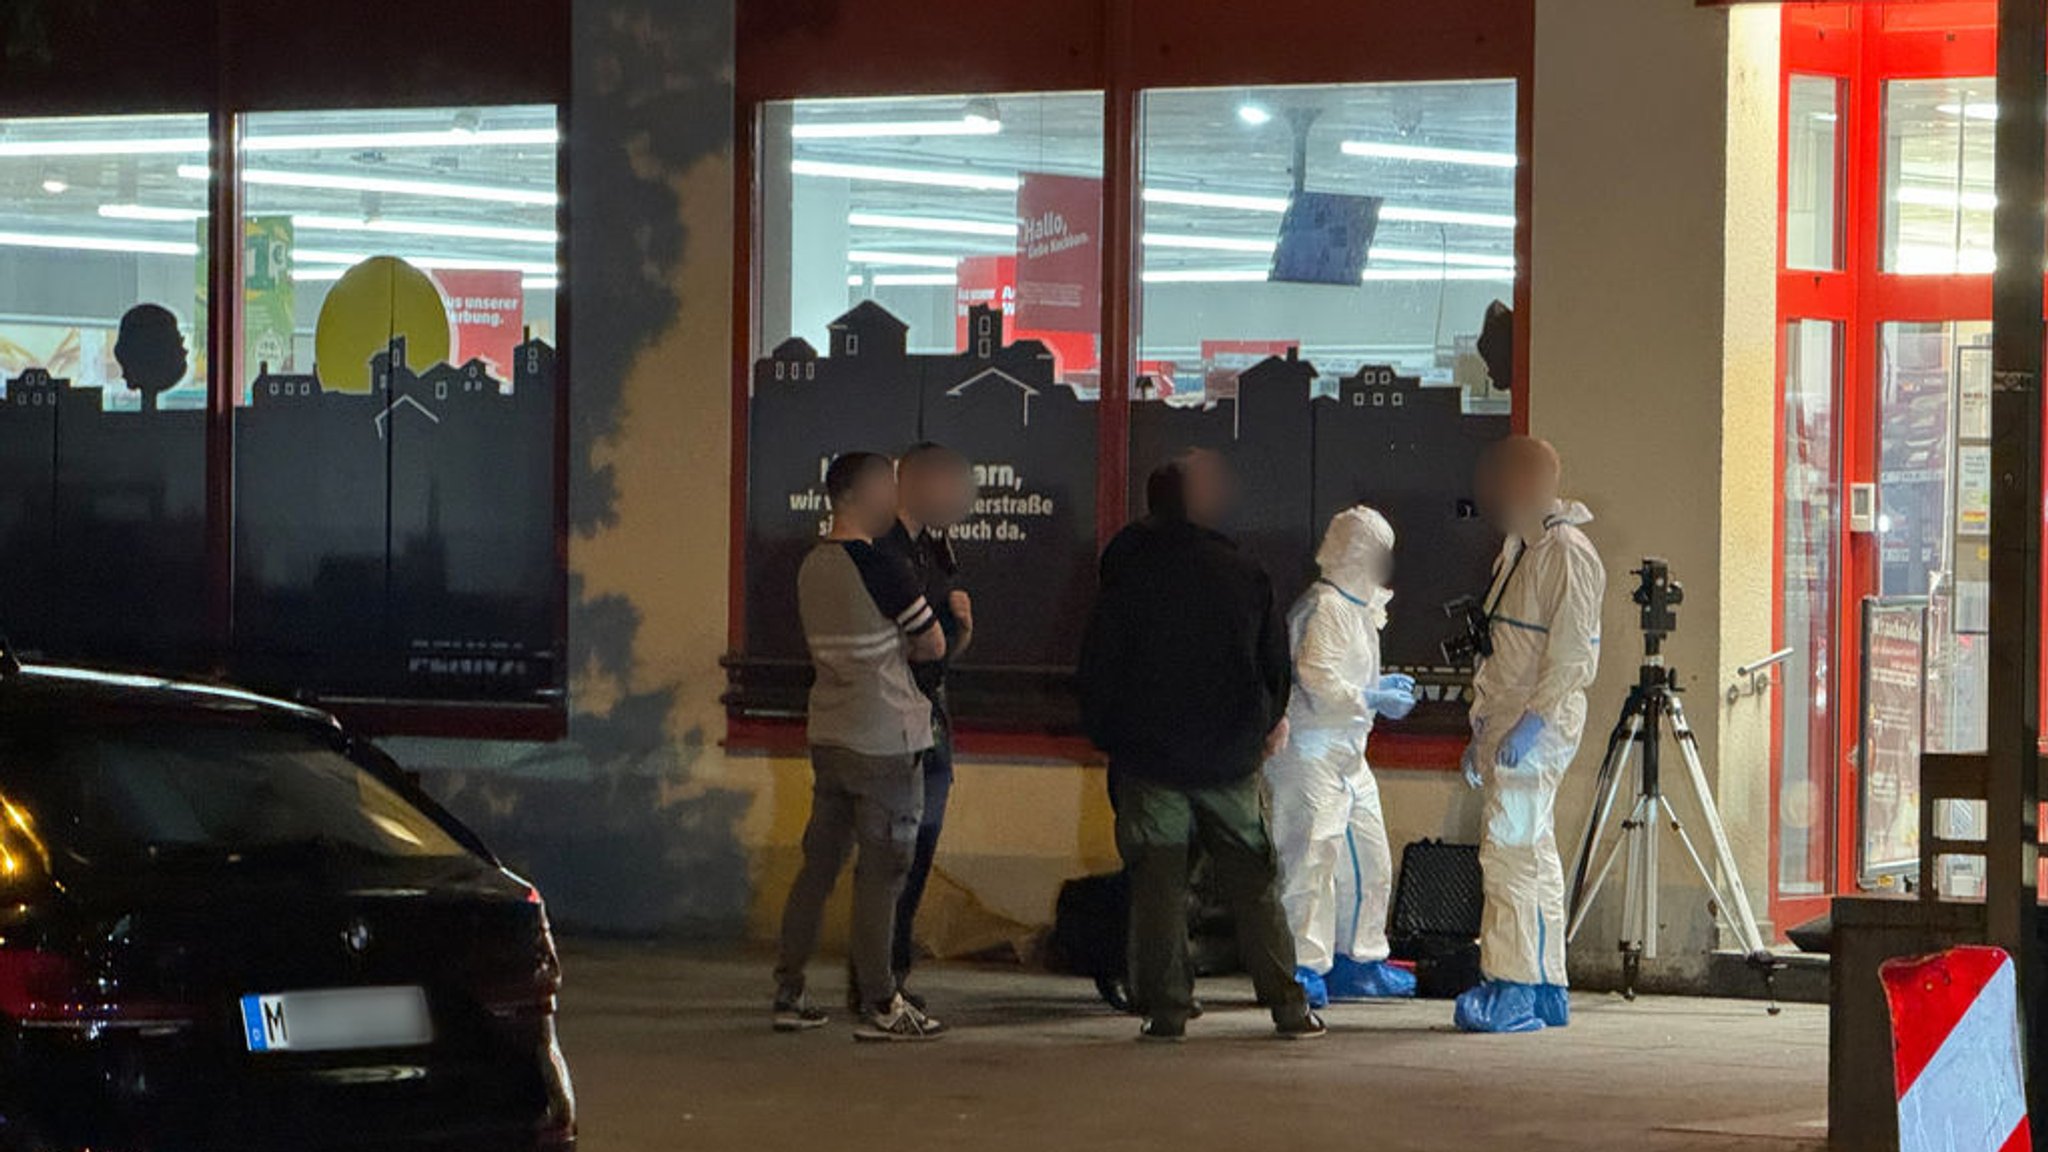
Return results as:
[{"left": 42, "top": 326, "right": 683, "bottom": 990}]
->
[{"left": 0, "top": 654, "right": 574, "bottom": 1151}]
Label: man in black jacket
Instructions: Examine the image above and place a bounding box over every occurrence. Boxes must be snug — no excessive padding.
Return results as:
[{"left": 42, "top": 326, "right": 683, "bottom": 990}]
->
[{"left": 1077, "top": 451, "right": 1322, "bottom": 1042}]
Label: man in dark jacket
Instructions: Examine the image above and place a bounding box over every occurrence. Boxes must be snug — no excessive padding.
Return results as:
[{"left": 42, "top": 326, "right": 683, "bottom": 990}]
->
[{"left": 1077, "top": 450, "right": 1322, "bottom": 1042}]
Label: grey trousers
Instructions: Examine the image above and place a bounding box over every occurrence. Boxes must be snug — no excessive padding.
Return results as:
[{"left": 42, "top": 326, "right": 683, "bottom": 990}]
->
[{"left": 774, "top": 745, "right": 926, "bottom": 1009}]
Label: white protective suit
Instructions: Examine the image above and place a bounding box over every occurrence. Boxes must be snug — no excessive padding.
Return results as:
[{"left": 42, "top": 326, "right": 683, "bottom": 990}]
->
[
  {"left": 1468, "top": 499, "right": 1606, "bottom": 990},
  {"left": 1264, "top": 507, "right": 1400, "bottom": 976}
]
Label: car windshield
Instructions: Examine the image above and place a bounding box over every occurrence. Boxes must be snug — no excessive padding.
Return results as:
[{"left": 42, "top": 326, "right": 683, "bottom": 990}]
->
[{"left": 4, "top": 718, "right": 469, "bottom": 864}]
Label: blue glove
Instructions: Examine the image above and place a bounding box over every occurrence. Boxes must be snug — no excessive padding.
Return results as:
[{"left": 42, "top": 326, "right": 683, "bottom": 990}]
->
[
  {"left": 1460, "top": 743, "right": 1484, "bottom": 790},
  {"left": 1495, "top": 713, "right": 1546, "bottom": 770},
  {"left": 1363, "top": 674, "right": 1417, "bottom": 721}
]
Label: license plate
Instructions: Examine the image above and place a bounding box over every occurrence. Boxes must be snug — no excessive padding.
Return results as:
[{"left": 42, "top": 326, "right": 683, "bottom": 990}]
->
[{"left": 240, "top": 987, "right": 432, "bottom": 1053}]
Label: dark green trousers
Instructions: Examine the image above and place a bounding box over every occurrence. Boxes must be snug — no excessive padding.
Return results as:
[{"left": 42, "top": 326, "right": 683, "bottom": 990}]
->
[{"left": 1113, "top": 772, "right": 1308, "bottom": 1028}]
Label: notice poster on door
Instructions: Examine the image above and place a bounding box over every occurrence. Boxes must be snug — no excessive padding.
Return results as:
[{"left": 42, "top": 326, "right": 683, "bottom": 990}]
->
[
  {"left": 1015, "top": 173, "right": 1101, "bottom": 334},
  {"left": 1859, "top": 599, "right": 1927, "bottom": 884},
  {"left": 243, "top": 216, "right": 296, "bottom": 384},
  {"left": 435, "top": 270, "right": 525, "bottom": 382}
]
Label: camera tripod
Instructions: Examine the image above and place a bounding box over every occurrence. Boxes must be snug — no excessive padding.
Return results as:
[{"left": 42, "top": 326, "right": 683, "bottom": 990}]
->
[{"left": 1564, "top": 563, "right": 1781, "bottom": 1011}]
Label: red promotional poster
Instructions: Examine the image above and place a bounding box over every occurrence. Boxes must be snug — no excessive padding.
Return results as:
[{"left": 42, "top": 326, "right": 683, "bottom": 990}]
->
[
  {"left": 434, "top": 270, "right": 525, "bottom": 381},
  {"left": 958, "top": 253, "right": 1098, "bottom": 380},
  {"left": 1015, "top": 172, "right": 1102, "bottom": 334},
  {"left": 956, "top": 255, "right": 1017, "bottom": 349}
]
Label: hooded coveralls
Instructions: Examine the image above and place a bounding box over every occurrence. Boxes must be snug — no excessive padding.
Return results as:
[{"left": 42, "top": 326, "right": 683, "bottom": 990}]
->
[{"left": 1454, "top": 500, "right": 1605, "bottom": 1033}]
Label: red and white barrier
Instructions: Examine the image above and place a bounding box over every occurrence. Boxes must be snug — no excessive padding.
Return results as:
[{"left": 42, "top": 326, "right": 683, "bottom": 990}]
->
[{"left": 1882, "top": 945, "right": 2031, "bottom": 1152}]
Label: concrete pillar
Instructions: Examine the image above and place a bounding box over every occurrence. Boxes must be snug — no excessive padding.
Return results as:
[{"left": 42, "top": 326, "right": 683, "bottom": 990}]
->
[{"left": 1530, "top": 0, "right": 1779, "bottom": 984}]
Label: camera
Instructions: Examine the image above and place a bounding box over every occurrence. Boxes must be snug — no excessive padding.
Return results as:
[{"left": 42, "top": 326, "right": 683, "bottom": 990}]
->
[
  {"left": 1440, "top": 595, "right": 1494, "bottom": 666},
  {"left": 1633, "top": 558, "right": 1683, "bottom": 640}
]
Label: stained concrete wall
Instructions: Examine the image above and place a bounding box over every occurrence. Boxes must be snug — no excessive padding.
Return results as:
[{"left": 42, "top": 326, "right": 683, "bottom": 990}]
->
[{"left": 392, "top": 0, "right": 1786, "bottom": 988}]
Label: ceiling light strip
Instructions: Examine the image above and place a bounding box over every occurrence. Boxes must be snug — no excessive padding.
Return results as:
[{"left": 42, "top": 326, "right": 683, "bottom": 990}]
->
[
  {"left": 792, "top": 117, "right": 999, "bottom": 140},
  {"left": 178, "top": 164, "right": 558, "bottom": 207},
  {"left": 1340, "top": 140, "right": 1518, "bottom": 168}
]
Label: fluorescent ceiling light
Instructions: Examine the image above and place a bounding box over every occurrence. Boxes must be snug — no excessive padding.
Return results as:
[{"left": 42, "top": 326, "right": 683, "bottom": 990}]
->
[
  {"left": 291, "top": 268, "right": 346, "bottom": 283},
  {"left": 791, "top": 158, "right": 1020, "bottom": 192},
  {"left": 1935, "top": 101, "right": 1998, "bottom": 120},
  {"left": 1380, "top": 205, "right": 1517, "bottom": 229},
  {"left": 1370, "top": 246, "right": 1516, "bottom": 269},
  {"left": 244, "top": 128, "right": 557, "bottom": 152},
  {"left": 99, "top": 203, "right": 207, "bottom": 222},
  {"left": 39, "top": 177, "right": 68, "bottom": 194},
  {"left": 792, "top": 115, "right": 999, "bottom": 140},
  {"left": 1362, "top": 267, "right": 1514, "bottom": 282},
  {"left": 1144, "top": 188, "right": 1515, "bottom": 230},
  {"left": 1143, "top": 232, "right": 1275, "bottom": 253},
  {"left": 291, "top": 213, "right": 557, "bottom": 244},
  {"left": 1141, "top": 269, "right": 1269, "bottom": 283},
  {"left": 1143, "top": 187, "right": 1291, "bottom": 213},
  {"left": 0, "top": 127, "right": 553, "bottom": 159},
  {"left": 1237, "top": 105, "right": 1273, "bottom": 127},
  {"left": 846, "top": 250, "right": 958, "bottom": 268},
  {"left": 847, "top": 274, "right": 865, "bottom": 286},
  {"left": 1896, "top": 185, "right": 1996, "bottom": 211},
  {"left": 293, "top": 247, "right": 557, "bottom": 276},
  {"left": 0, "top": 136, "right": 207, "bottom": 157},
  {"left": 178, "top": 164, "right": 557, "bottom": 207},
  {"left": 523, "top": 276, "right": 559, "bottom": 291},
  {"left": 1341, "top": 140, "right": 1517, "bottom": 168},
  {"left": 847, "top": 211, "right": 1015, "bottom": 237},
  {"left": 1141, "top": 266, "right": 1513, "bottom": 284},
  {"left": 870, "top": 272, "right": 958, "bottom": 287},
  {"left": 0, "top": 230, "right": 198, "bottom": 257},
  {"left": 1142, "top": 233, "right": 1514, "bottom": 268}
]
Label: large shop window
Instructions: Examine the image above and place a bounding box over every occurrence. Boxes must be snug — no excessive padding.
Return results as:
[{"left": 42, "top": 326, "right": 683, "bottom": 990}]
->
[
  {"left": 742, "top": 93, "right": 1106, "bottom": 724},
  {"left": 232, "top": 106, "right": 562, "bottom": 706},
  {"left": 736, "top": 83, "right": 1518, "bottom": 732},
  {"left": 1130, "top": 81, "right": 1515, "bottom": 705},
  {"left": 0, "top": 113, "right": 213, "bottom": 666},
  {"left": 0, "top": 107, "right": 564, "bottom": 722}
]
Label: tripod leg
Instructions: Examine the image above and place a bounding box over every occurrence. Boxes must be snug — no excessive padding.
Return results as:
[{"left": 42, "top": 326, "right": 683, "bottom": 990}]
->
[
  {"left": 1641, "top": 795, "right": 1661, "bottom": 962},
  {"left": 1620, "top": 796, "right": 1650, "bottom": 1001},
  {"left": 1569, "top": 706, "right": 1642, "bottom": 927},
  {"left": 1667, "top": 699, "right": 1771, "bottom": 959},
  {"left": 1568, "top": 791, "right": 1649, "bottom": 944}
]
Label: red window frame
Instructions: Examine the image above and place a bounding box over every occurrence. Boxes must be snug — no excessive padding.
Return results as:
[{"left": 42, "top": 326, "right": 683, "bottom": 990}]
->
[
  {"left": 728, "top": 0, "right": 1535, "bottom": 762},
  {"left": 1773, "top": 1, "right": 2005, "bottom": 932}
]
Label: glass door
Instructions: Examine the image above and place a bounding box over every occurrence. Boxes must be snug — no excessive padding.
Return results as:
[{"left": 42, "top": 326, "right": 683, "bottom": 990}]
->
[{"left": 1779, "top": 319, "right": 1841, "bottom": 902}]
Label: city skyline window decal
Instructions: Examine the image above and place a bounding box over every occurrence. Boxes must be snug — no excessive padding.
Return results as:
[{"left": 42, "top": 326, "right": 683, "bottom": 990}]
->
[
  {"left": 0, "top": 112, "right": 212, "bottom": 668},
  {"left": 735, "top": 299, "right": 1507, "bottom": 732},
  {"left": 0, "top": 105, "right": 566, "bottom": 715},
  {"left": 233, "top": 249, "right": 561, "bottom": 705}
]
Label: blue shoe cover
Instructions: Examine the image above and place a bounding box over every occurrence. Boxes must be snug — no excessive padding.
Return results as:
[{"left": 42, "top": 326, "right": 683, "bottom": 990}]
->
[
  {"left": 1295, "top": 966, "right": 1330, "bottom": 1009},
  {"left": 1454, "top": 980, "right": 1547, "bottom": 1033},
  {"left": 1534, "top": 984, "right": 1570, "bottom": 1028},
  {"left": 1325, "top": 956, "right": 1417, "bottom": 1000}
]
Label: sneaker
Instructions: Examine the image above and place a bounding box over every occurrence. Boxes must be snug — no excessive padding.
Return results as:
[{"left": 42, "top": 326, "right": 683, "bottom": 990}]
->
[
  {"left": 1138, "top": 1017, "right": 1187, "bottom": 1043},
  {"left": 854, "top": 994, "right": 946, "bottom": 1043},
  {"left": 898, "top": 985, "right": 929, "bottom": 1013},
  {"left": 772, "top": 993, "right": 829, "bottom": 1033},
  {"left": 1276, "top": 1011, "right": 1328, "bottom": 1041}
]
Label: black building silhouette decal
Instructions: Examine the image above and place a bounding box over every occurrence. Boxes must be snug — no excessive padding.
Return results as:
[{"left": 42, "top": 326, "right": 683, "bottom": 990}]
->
[
  {"left": 739, "top": 301, "right": 1506, "bottom": 727},
  {"left": 0, "top": 333, "right": 561, "bottom": 706}
]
